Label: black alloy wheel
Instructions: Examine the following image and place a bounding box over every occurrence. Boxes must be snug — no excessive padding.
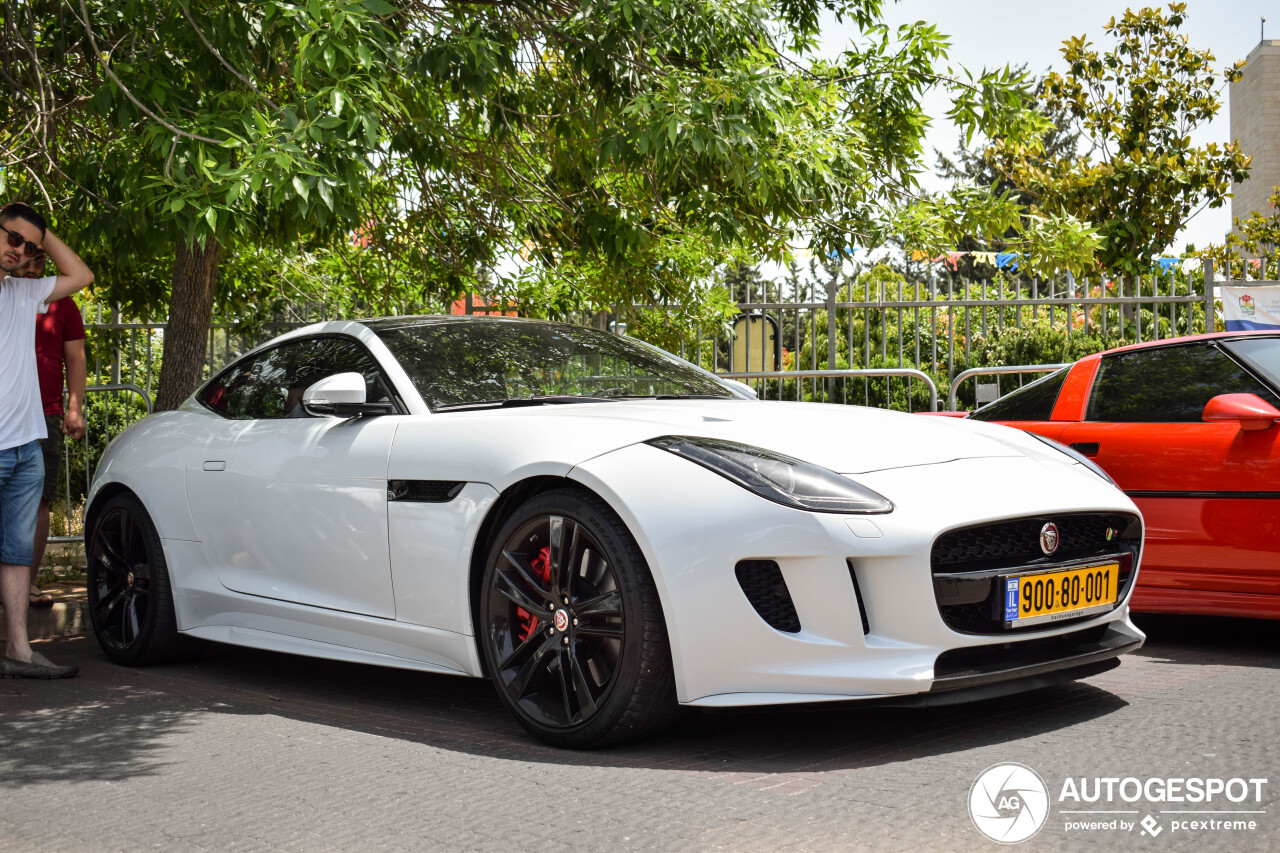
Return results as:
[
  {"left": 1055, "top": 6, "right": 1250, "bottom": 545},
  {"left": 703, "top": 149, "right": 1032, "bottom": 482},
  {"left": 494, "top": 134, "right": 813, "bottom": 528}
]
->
[
  {"left": 86, "top": 493, "right": 187, "bottom": 666},
  {"left": 480, "top": 488, "right": 679, "bottom": 748}
]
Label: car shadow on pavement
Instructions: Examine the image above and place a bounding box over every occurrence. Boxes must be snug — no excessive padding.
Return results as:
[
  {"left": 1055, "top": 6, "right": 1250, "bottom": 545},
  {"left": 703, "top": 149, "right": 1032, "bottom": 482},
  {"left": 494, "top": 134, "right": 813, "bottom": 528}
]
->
[
  {"left": 2, "top": 635, "right": 1135, "bottom": 783},
  {"left": 1131, "top": 614, "right": 1280, "bottom": 669}
]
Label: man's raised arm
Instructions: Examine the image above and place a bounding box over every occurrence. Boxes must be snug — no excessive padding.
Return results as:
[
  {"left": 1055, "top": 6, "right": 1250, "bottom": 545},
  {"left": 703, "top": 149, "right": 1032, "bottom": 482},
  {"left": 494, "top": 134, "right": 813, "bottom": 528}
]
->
[{"left": 42, "top": 229, "right": 94, "bottom": 302}]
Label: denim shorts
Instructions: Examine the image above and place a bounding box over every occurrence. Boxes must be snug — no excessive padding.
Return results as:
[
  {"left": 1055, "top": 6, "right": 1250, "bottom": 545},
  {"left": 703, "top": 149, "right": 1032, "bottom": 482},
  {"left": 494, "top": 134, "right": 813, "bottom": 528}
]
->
[{"left": 0, "top": 440, "right": 45, "bottom": 566}]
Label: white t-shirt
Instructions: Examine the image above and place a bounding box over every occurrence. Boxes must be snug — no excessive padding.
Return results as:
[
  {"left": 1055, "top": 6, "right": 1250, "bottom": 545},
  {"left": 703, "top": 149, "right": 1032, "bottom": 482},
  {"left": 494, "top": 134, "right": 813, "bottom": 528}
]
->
[{"left": 0, "top": 275, "right": 57, "bottom": 451}]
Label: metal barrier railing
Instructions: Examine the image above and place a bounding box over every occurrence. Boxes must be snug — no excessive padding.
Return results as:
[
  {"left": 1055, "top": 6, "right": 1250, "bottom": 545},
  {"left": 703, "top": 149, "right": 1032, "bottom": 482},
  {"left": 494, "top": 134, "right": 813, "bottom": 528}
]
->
[
  {"left": 947, "top": 364, "right": 1070, "bottom": 412},
  {"left": 47, "top": 383, "right": 153, "bottom": 546},
  {"left": 720, "top": 368, "right": 939, "bottom": 412}
]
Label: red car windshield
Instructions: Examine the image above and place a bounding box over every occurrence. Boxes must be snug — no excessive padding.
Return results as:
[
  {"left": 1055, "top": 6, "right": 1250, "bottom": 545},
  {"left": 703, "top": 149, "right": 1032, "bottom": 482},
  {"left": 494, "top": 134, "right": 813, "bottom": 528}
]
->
[{"left": 1222, "top": 337, "right": 1280, "bottom": 392}]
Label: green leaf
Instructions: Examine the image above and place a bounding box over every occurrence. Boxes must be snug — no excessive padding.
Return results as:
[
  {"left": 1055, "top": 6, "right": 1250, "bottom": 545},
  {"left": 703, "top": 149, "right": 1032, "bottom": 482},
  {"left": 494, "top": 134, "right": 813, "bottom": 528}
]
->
[
  {"left": 292, "top": 176, "right": 310, "bottom": 201},
  {"left": 361, "top": 0, "right": 398, "bottom": 15}
]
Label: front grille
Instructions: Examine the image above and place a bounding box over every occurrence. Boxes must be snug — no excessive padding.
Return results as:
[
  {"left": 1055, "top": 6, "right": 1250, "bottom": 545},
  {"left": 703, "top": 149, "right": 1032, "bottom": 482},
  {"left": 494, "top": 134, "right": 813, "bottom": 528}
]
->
[
  {"left": 931, "top": 512, "right": 1141, "bottom": 634},
  {"left": 735, "top": 560, "right": 801, "bottom": 633}
]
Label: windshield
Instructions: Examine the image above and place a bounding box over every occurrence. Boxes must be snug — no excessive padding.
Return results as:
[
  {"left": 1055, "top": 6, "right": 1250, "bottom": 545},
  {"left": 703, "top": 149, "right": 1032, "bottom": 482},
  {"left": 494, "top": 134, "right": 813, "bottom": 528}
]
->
[
  {"left": 1221, "top": 336, "right": 1280, "bottom": 392},
  {"left": 375, "top": 319, "right": 735, "bottom": 411}
]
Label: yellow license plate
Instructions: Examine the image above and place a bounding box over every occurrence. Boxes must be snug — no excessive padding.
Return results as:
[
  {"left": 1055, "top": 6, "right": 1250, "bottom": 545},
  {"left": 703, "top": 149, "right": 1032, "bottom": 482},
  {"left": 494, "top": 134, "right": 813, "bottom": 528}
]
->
[{"left": 1004, "top": 563, "right": 1119, "bottom": 626}]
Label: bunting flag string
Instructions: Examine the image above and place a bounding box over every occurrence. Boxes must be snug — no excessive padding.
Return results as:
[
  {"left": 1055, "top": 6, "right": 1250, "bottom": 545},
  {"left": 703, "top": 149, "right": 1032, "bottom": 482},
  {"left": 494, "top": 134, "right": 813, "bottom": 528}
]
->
[
  {"left": 802, "top": 247, "right": 1228, "bottom": 276},
  {"left": 995, "top": 252, "right": 1020, "bottom": 271}
]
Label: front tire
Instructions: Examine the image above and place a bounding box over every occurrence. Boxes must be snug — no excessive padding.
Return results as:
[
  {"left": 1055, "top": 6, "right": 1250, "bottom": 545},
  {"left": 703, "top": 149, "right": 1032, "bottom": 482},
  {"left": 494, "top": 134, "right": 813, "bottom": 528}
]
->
[
  {"left": 86, "top": 492, "right": 189, "bottom": 666},
  {"left": 479, "top": 488, "right": 679, "bottom": 748}
]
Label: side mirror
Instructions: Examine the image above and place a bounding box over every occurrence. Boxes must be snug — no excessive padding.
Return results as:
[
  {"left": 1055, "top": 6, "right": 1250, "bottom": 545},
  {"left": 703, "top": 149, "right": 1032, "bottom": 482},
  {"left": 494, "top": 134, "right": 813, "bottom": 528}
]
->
[
  {"left": 302, "top": 372, "right": 391, "bottom": 417},
  {"left": 1202, "top": 393, "right": 1280, "bottom": 431}
]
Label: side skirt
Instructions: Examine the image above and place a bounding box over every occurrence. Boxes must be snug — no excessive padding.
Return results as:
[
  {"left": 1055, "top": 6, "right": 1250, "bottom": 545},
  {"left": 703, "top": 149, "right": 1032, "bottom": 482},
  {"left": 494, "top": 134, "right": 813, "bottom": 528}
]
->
[{"left": 183, "top": 624, "right": 483, "bottom": 677}]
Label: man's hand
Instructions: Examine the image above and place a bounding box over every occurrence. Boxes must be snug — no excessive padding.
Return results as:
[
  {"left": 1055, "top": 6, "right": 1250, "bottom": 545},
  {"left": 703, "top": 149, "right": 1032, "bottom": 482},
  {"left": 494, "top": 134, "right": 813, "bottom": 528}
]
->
[
  {"left": 62, "top": 407, "right": 86, "bottom": 440},
  {"left": 63, "top": 338, "right": 86, "bottom": 440}
]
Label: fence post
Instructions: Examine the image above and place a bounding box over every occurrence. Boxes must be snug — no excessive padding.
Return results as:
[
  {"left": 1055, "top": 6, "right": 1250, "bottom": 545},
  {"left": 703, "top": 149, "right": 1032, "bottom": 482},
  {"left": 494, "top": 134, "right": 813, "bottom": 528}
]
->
[
  {"left": 825, "top": 277, "right": 837, "bottom": 399},
  {"left": 1203, "top": 259, "right": 1216, "bottom": 333},
  {"left": 110, "top": 305, "right": 122, "bottom": 385}
]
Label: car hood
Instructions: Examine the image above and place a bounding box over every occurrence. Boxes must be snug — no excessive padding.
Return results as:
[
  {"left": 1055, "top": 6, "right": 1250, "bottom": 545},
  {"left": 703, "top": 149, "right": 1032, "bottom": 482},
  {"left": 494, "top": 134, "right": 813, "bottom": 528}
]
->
[{"left": 399, "top": 398, "right": 1053, "bottom": 479}]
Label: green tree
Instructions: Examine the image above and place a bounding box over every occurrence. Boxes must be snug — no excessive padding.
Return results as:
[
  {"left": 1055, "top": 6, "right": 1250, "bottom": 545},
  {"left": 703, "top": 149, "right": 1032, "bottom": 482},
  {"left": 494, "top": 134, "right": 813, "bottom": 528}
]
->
[
  {"left": 3, "top": 0, "right": 420, "bottom": 409},
  {"left": 4, "top": 0, "right": 1104, "bottom": 409},
  {"left": 934, "top": 70, "right": 1082, "bottom": 278},
  {"left": 991, "top": 3, "right": 1250, "bottom": 275},
  {"left": 1204, "top": 186, "right": 1280, "bottom": 279},
  {"left": 936, "top": 72, "right": 1083, "bottom": 193}
]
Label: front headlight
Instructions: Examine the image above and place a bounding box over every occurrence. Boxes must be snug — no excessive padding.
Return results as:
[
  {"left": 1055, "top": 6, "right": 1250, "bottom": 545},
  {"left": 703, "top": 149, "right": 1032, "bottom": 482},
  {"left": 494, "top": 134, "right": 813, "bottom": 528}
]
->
[{"left": 647, "top": 436, "right": 893, "bottom": 514}]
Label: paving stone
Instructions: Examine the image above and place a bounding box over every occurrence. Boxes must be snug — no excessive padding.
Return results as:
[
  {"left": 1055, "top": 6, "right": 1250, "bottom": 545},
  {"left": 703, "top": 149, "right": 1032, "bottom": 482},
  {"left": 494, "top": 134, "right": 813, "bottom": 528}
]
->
[{"left": 1, "top": 615, "right": 1278, "bottom": 851}]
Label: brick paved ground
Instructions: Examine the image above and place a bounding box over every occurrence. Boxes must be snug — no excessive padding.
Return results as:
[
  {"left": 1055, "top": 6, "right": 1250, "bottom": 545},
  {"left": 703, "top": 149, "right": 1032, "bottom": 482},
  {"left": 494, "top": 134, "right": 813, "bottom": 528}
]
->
[{"left": 1, "top": 615, "right": 1277, "bottom": 852}]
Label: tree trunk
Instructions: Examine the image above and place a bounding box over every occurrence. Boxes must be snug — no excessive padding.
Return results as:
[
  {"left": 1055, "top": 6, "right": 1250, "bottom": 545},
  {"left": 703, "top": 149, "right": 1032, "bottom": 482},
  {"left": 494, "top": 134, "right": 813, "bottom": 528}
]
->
[{"left": 154, "top": 236, "right": 222, "bottom": 412}]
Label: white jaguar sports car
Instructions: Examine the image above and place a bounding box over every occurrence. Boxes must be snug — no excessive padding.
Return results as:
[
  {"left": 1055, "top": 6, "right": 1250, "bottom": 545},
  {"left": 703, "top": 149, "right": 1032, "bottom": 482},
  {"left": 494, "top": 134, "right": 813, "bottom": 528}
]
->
[{"left": 86, "top": 316, "right": 1145, "bottom": 747}]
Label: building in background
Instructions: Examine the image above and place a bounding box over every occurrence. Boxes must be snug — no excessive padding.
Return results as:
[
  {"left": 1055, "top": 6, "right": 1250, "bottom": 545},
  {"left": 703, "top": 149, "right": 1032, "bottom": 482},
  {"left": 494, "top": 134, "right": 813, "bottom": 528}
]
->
[{"left": 1230, "top": 38, "right": 1280, "bottom": 224}]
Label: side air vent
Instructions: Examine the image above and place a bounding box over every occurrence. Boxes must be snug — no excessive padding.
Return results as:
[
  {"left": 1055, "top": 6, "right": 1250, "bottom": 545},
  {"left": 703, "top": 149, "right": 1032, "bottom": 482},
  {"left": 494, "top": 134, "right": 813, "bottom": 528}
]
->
[
  {"left": 846, "top": 561, "right": 871, "bottom": 635},
  {"left": 387, "top": 480, "right": 466, "bottom": 503},
  {"left": 735, "top": 560, "right": 801, "bottom": 633}
]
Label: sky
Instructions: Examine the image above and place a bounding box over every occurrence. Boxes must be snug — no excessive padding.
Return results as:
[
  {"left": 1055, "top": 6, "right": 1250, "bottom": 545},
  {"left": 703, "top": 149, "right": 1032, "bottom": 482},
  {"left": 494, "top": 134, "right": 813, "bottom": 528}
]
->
[{"left": 821, "top": 0, "right": 1274, "bottom": 254}]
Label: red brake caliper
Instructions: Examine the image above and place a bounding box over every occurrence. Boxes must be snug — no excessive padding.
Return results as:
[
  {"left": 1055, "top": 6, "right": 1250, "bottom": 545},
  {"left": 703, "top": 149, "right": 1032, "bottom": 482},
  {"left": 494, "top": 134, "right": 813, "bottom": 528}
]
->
[{"left": 515, "top": 546, "right": 552, "bottom": 642}]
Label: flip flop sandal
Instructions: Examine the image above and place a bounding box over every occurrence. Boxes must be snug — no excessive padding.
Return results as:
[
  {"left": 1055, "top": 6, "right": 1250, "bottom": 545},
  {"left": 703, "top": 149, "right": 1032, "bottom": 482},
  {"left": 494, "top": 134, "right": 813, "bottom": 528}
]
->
[{"left": 28, "top": 585, "right": 54, "bottom": 609}]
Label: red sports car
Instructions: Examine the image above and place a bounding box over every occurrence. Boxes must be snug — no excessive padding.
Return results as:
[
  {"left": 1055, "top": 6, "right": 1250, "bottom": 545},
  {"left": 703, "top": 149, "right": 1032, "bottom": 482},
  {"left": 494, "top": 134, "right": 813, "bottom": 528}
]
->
[{"left": 966, "top": 331, "right": 1280, "bottom": 619}]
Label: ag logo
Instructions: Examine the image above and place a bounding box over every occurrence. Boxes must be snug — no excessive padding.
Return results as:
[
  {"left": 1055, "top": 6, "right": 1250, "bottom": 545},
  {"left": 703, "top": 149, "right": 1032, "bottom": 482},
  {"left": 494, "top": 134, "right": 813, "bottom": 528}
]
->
[
  {"left": 969, "top": 763, "right": 1050, "bottom": 844},
  {"left": 1039, "top": 523, "right": 1060, "bottom": 556}
]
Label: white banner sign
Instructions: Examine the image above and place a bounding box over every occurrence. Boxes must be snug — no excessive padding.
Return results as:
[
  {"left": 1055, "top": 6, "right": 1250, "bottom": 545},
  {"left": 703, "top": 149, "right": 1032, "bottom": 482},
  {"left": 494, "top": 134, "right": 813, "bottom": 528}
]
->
[{"left": 1222, "top": 286, "right": 1280, "bottom": 331}]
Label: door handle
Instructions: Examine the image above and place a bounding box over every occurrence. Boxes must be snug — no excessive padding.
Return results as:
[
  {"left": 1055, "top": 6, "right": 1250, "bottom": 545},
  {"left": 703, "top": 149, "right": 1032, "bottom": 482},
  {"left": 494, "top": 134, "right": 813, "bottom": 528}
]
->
[
  {"left": 1068, "top": 442, "right": 1100, "bottom": 457},
  {"left": 203, "top": 461, "right": 226, "bottom": 471}
]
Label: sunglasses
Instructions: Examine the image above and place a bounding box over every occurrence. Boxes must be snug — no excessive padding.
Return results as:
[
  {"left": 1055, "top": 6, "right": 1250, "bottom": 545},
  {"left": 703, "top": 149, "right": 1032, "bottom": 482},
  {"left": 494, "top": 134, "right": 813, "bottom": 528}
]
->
[{"left": 1, "top": 223, "right": 43, "bottom": 258}]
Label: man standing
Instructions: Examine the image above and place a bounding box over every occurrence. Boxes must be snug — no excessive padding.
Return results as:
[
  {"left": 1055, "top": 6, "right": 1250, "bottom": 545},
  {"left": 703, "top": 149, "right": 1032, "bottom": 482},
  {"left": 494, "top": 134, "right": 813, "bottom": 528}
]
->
[
  {"left": 0, "top": 202, "right": 93, "bottom": 678},
  {"left": 24, "top": 251, "right": 86, "bottom": 608}
]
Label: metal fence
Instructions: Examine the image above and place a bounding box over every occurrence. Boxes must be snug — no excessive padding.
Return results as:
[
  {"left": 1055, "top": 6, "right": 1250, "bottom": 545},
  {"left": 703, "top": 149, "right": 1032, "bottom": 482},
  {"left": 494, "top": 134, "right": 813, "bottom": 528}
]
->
[{"left": 690, "top": 266, "right": 1215, "bottom": 409}]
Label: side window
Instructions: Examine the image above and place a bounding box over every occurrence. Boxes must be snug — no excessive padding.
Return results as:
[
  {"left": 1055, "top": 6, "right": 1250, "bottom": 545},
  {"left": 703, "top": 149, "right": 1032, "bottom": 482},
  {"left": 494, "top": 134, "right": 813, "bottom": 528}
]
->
[
  {"left": 1087, "top": 344, "right": 1280, "bottom": 423},
  {"left": 197, "top": 336, "right": 397, "bottom": 420},
  {"left": 286, "top": 337, "right": 397, "bottom": 414},
  {"left": 198, "top": 343, "right": 297, "bottom": 420},
  {"left": 968, "top": 367, "right": 1069, "bottom": 422}
]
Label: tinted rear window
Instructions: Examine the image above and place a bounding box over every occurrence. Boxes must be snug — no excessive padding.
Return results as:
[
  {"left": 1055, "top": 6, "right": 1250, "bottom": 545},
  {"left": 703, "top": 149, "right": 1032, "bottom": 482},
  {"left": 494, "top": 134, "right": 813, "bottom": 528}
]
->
[{"left": 968, "top": 368, "right": 1069, "bottom": 422}]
